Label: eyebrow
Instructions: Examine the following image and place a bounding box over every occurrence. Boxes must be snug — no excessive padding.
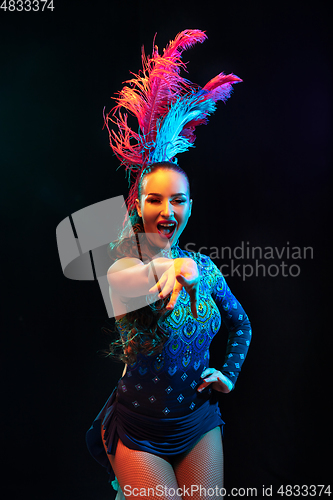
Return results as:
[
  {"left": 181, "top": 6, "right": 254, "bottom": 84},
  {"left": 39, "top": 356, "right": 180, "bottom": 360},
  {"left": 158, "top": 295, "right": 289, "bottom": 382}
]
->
[{"left": 146, "top": 192, "right": 187, "bottom": 197}]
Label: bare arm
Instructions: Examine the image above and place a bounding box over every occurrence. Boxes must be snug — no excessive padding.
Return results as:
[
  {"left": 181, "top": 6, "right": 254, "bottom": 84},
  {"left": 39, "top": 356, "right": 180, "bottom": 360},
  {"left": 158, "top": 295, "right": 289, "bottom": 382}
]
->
[{"left": 108, "top": 256, "right": 200, "bottom": 319}]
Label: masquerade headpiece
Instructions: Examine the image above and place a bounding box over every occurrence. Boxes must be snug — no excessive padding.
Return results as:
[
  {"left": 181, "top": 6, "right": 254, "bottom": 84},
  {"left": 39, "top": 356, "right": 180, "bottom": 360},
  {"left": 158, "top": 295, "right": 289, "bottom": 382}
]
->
[{"left": 104, "top": 29, "right": 242, "bottom": 213}]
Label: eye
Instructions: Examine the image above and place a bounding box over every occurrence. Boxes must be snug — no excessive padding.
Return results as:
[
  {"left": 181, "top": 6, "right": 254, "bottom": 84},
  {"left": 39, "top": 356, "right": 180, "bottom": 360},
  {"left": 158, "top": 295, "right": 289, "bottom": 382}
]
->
[
  {"left": 172, "top": 198, "right": 186, "bottom": 204},
  {"left": 147, "top": 198, "right": 161, "bottom": 203}
]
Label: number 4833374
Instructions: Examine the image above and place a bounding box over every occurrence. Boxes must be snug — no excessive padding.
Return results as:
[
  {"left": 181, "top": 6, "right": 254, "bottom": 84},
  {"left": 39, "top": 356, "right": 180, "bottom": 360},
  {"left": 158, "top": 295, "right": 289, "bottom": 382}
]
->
[{"left": 0, "top": 0, "right": 55, "bottom": 11}]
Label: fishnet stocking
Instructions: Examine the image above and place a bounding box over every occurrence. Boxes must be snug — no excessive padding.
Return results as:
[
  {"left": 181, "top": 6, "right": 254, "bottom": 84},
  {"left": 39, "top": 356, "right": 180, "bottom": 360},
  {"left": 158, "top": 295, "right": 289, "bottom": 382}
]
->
[
  {"left": 102, "top": 426, "right": 181, "bottom": 499},
  {"left": 101, "top": 426, "right": 223, "bottom": 500},
  {"left": 173, "top": 426, "right": 224, "bottom": 499}
]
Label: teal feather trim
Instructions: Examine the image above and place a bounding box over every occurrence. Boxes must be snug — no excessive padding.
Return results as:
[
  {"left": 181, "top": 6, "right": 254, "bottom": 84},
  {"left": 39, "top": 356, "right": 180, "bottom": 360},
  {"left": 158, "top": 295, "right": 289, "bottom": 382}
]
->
[{"left": 150, "top": 91, "right": 216, "bottom": 163}]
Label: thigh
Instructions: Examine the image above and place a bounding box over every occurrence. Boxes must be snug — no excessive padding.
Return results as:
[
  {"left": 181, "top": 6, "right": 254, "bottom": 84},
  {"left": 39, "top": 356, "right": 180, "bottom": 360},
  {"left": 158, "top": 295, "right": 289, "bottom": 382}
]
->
[
  {"left": 101, "top": 425, "right": 181, "bottom": 500},
  {"left": 172, "top": 426, "right": 224, "bottom": 500}
]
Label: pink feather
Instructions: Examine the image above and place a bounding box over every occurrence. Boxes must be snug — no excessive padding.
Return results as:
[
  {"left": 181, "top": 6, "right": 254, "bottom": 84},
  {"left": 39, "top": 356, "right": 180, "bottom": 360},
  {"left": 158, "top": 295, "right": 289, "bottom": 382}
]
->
[
  {"left": 202, "top": 72, "right": 243, "bottom": 102},
  {"left": 162, "top": 29, "right": 207, "bottom": 60},
  {"left": 180, "top": 73, "right": 243, "bottom": 140},
  {"left": 104, "top": 30, "right": 242, "bottom": 177},
  {"left": 105, "top": 30, "right": 207, "bottom": 171}
]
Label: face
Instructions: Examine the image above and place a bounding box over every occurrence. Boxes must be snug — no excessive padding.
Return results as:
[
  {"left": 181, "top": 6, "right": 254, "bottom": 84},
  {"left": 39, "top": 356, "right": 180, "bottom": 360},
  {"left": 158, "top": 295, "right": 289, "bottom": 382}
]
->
[{"left": 135, "top": 169, "right": 192, "bottom": 249}]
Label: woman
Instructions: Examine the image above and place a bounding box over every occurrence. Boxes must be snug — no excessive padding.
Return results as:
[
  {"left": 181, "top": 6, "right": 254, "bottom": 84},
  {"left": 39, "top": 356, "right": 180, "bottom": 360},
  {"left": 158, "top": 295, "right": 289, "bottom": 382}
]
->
[
  {"left": 86, "top": 30, "right": 250, "bottom": 499},
  {"left": 86, "top": 161, "right": 252, "bottom": 499}
]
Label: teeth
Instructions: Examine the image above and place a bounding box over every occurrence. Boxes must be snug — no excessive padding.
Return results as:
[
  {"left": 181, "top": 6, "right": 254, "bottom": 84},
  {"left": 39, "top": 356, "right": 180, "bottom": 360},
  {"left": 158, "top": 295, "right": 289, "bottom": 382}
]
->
[{"left": 157, "top": 222, "right": 176, "bottom": 236}]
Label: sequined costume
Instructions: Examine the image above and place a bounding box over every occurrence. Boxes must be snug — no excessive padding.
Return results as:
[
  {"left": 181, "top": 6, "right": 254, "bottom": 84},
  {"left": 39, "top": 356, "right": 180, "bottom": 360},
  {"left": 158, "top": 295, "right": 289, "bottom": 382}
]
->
[{"left": 86, "top": 245, "right": 252, "bottom": 484}]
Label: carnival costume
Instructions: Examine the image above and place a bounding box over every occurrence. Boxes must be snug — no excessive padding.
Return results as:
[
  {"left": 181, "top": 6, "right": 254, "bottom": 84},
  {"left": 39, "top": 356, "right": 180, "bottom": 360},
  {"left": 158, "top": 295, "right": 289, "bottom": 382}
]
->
[{"left": 85, "top": 29, "right": 251, "bottom": 493}]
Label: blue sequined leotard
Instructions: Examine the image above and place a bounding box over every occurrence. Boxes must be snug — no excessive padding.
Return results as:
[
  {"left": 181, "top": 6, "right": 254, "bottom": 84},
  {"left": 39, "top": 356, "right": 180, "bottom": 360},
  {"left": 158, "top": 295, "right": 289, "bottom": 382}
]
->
[{"left": 86, "top": 245, "right": 252, "bottom": 484}]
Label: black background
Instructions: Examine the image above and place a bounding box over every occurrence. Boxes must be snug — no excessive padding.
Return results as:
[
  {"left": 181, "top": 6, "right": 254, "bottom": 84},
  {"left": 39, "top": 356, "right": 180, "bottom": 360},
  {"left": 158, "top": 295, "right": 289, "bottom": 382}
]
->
[{"left": 1, "top": 0, "right": 332, "bottom": 498}]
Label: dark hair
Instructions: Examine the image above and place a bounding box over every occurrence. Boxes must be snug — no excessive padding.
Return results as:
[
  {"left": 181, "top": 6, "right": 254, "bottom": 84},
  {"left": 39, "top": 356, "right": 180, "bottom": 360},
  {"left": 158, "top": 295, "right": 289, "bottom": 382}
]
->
[
  {"left": 138, "top": 161, "right": 190, "bottom": 199},
  {"left": 104, "top": 162, "right": 190, "bottom": 365}
]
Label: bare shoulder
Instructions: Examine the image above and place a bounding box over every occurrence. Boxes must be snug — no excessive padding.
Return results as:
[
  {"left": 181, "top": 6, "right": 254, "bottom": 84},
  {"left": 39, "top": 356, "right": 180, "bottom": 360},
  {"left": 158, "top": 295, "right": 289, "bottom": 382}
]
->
[{"left": 108, "top": 257, "right": 143, "bottom": 274}]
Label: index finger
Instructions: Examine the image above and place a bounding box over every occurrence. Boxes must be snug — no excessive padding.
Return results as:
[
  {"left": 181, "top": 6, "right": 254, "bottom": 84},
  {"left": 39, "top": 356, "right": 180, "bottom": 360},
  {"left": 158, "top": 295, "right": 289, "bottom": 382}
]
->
[
  {"left": 188, "top": 284, "right": 199, "bottom": 318},
  {"left": 166, "top": 283, "right": 182, "bottom": 311}
]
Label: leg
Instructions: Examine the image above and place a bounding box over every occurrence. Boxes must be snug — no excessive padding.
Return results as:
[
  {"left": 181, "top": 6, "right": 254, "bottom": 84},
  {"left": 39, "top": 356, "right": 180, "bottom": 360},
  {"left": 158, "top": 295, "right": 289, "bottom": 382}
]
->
[
  {"left": 101, "top": 425, "right": 182, "bottom": 499},
  {"left": 172, "top": 426, "right": 224, "bottom": 500}
]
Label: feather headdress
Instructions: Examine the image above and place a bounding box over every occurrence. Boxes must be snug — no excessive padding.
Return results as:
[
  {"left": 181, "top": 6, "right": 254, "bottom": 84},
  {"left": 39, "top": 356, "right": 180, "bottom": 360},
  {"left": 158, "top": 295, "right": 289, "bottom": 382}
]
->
[{"left": 104, "top": 29, "right": 242, "bottom": 213}]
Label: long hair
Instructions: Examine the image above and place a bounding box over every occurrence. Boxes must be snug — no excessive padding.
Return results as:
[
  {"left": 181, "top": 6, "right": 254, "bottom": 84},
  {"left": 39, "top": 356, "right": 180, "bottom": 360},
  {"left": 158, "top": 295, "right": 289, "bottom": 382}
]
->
[{"left": 105, "top": 162, "right": 190, "bottom": 365}]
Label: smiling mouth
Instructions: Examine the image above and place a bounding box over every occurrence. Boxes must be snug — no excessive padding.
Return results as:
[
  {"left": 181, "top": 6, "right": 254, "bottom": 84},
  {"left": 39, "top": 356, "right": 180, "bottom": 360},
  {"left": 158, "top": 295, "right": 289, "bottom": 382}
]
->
[{"left": 157, "top": 221, "right": 177, "bottom": 239}]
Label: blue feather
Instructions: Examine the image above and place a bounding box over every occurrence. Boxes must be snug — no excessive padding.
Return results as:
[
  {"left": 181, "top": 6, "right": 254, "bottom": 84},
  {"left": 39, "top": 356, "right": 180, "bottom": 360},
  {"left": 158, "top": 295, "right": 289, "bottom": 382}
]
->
[{"left": 150, "top": 91, "right": 216, "bottom": 163}]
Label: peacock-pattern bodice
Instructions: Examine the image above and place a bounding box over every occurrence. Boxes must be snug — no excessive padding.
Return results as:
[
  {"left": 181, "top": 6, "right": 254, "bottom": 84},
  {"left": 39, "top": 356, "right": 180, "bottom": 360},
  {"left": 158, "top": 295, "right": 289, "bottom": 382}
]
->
[{"left": 115, "top": 246, "right": 252, "bottom": 417}]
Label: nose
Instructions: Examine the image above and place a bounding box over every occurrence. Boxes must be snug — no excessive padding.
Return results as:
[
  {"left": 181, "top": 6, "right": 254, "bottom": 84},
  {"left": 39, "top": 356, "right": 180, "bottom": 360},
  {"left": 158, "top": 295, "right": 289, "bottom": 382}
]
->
[{"left": 160, "top": 199, "right": 174, "bottom": 217}]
